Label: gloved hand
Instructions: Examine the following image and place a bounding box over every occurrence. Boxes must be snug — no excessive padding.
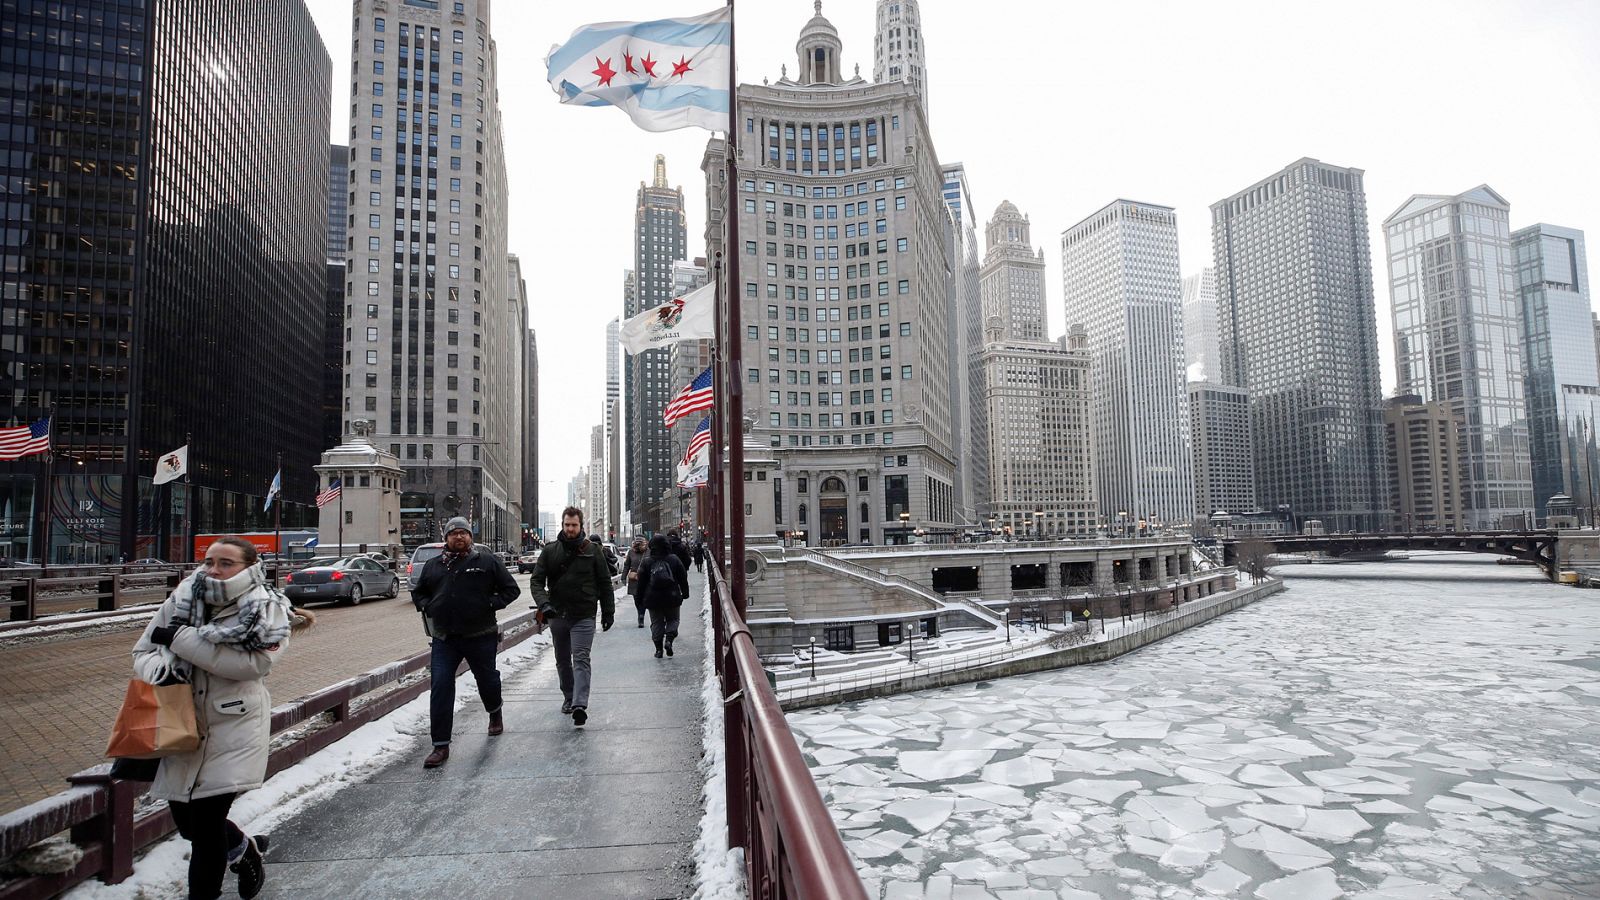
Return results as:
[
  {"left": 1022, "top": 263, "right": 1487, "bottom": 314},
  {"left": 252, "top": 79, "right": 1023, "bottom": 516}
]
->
[
  {"left": 601, "top": 614, "right": 614, "bottom": 632},
  {"left": 149, "top": 625, "right": 180, "bottom": 647}
]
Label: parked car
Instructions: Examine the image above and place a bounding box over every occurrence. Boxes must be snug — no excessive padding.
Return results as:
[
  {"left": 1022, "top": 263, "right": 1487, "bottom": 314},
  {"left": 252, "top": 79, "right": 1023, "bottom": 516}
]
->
[
  {"left": 283, "top": 556, "right": 399, "bottom": 606},
  {"left": 517, "top": 552, "right": 539, "bottom": 574},
  {"left": 128, "top": 557, "right": 168, "bottom": 566},
  {"left": 406, "top": 542, "right": 489, "bottom": 591}
]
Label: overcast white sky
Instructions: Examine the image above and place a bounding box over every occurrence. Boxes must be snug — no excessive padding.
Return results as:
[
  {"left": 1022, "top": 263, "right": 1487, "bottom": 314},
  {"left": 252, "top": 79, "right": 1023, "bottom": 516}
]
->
[{"left": 305, "top": 0, "right": 1600, "bottom": 517}]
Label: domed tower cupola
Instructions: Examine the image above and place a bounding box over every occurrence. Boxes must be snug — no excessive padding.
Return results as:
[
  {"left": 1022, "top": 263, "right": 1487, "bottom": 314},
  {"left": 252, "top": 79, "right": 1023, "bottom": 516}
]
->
[{"left": 796, "top": 1, "right": 844, "bottom": 85}]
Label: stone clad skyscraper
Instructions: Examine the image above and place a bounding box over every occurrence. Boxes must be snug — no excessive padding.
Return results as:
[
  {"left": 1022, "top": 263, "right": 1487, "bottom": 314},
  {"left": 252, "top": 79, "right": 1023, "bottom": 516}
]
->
[
  {"left": 873, "top": 0, "right": 928, "bottom": 110},
  {"left": 1062, "top": 200, "right": 1194, "bottom": 529},
  {"left": 1212, "top": 159, "right": 1388, "bottom": 532},
  {"left": 702, "top": 5, "right": 957, "bottom": 545},
  {"left": 981, "top": 202, "right": 1048, "bottom": 342},
  {"left": 343, "top": 0, "right": 514, "bottom": 547},
  {"left": 942, "top": 163, "right": 986, "bottom": 522},
  {"left": 1512, "top": 224, "right": 1594, "bottom": 519},
  {"left": 626, "top": 156, "right": 687, "bottom": 533},
  {"left": 1385, "top": 186, "right": 1533, "bottom": 529}
]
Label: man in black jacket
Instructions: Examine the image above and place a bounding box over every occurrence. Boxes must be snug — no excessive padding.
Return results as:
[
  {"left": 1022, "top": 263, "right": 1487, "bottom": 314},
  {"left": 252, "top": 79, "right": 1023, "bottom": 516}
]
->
[
  {"left": 413, "top": 516, "right": 520, "bottom": 768},
  {"left": 529, "top": 507, "right": 615, "bottom": 727}
]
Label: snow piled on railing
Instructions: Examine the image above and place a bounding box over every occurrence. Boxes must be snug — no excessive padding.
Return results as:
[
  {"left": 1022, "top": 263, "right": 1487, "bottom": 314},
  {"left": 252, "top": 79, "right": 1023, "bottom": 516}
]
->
[{"left": 691, "top": 580, "right": 746, "bottom": 900}]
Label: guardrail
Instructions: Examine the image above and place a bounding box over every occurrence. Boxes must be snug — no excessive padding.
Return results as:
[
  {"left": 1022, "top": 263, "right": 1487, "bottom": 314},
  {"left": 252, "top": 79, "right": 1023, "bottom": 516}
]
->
[
  {"left": 708, "top": 560, "right": 868, "bottom": 900},
  {"left": 0, "top": 609, "right": 544, "bottom": 899},
  {"left": 2, "top": 572, "right": 186, "bottom": 623}
]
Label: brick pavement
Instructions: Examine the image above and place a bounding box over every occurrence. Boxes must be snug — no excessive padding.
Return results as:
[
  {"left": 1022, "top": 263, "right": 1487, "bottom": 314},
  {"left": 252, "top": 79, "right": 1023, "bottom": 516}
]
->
[{"left": 0, "top": 576, "right": 537, "bottom": 815}]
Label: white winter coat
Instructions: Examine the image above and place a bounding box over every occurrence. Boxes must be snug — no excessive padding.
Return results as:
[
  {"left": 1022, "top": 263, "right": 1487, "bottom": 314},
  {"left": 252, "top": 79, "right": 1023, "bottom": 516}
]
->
[{"left": 131, "top": 569, "right": 290, "bottom": 802}]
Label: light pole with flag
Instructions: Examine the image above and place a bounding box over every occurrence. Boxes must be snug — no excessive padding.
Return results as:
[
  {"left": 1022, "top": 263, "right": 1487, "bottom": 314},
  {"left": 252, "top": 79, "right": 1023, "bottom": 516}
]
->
[
  {"left": 265, "top": 454, "right": 282, "bottom": 570},
  {"left": 547, "top": 5, "right": 747, "bottom": 613}
]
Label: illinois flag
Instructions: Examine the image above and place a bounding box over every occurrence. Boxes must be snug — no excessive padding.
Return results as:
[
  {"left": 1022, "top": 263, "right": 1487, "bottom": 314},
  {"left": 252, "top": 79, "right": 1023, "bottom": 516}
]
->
[
  {"left": 619, "top": 281, "right": 715, "bottom": 354},
  {"left": 546, "top": 8, "right": 731, "bottom": 133},
  {"left": 153, "top": 445, "right": 188, "bottom": 485}
]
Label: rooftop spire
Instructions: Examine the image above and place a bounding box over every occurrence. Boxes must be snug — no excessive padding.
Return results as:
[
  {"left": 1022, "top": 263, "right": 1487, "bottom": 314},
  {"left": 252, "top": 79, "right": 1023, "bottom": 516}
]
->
[{"left": 652, "top": 154, "right": 667, "bottom": 188}]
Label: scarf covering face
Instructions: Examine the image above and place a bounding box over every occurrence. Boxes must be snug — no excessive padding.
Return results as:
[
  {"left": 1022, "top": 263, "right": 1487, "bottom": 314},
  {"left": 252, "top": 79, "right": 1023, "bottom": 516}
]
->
[
  {"left": 171, "top": 562, "right": 293, "bottom": 650},
  {"left": 441, "top": 544, "right": 472, "bottom": 568}
]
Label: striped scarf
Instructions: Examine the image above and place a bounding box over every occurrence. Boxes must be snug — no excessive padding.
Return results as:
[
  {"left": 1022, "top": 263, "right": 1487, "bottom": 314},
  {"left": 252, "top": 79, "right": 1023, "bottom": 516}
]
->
[{"left": 170, "top": 562, "right": 293, "bottom": 651}]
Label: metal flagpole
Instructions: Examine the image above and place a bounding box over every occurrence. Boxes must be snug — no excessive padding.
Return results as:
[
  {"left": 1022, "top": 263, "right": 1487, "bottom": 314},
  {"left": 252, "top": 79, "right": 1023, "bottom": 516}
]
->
[
  {"left": 724, "top": 0, "right": 747, "bottom": 617},
  {"left": 337, "top": 476, "right": 345, "bottom": 554},
  {"left": 710, "top": 255, "right": 726, "bottom": 565},
  {"left": 273, "top": 452, "right": 282, "bottom": 565},
  {"left": 37, "top": 405, "right": 56, "bottom": 567},
  {"left": 185, "top": 432, "right": 196, "bottom": 562}
]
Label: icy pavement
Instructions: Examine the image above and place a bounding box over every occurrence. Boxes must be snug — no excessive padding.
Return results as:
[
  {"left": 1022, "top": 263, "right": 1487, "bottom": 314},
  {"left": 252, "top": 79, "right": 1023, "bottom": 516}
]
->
[{"left": 788, "top": 555, "right": 1600, "bottom": 899}]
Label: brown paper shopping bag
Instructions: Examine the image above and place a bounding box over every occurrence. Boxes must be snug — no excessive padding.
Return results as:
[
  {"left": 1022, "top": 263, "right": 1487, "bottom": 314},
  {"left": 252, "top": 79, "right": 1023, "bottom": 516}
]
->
[{"left": 105, "top": 680, "right": 200, "bottom": 759}]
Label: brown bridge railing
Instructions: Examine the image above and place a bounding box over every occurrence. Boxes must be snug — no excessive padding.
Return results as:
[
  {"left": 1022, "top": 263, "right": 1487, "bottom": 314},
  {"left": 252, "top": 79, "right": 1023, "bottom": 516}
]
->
[
  {"left": 0, "top": 609, "right": 545, "bottom": 900},
  {"left": 708, "top": 560, "right": 868, "bottom": 900}
]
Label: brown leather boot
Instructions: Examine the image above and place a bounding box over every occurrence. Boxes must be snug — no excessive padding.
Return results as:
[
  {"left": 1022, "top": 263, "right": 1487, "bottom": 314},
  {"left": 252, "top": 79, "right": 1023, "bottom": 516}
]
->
[
  {"left": 423, "top": 746, "right": 449, "bottom": 768},
  {"left": 487, "top": 710, "right": 504, "bottom": 736}
]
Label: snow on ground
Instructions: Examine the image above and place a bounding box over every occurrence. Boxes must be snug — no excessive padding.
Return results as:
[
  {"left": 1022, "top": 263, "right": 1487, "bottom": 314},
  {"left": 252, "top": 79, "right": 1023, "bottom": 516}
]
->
[
  {"left": 692, "top": 581, "right": 746, "bottom": 900},
  {"left": 66, "top": 629, "right": 554, "bottom": 899},
  {"left": 788, "top": 557, "right": 1600, "bottom": 899}
]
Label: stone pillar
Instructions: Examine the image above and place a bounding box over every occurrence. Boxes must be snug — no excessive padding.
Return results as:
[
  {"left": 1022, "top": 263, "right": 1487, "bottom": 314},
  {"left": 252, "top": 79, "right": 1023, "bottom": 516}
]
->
[
  {"left": 980, "top": 555, "right": 1012, "bottom": 602},
  {"left": 1045, "top": 553, "right": 1062, "bottom": 593}
]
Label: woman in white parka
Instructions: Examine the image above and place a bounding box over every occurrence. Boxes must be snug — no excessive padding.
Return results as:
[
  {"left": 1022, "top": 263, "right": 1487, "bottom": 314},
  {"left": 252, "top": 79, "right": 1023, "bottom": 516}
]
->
[{"left": 131, "top": 537, "right": 313, "bottom": 900}]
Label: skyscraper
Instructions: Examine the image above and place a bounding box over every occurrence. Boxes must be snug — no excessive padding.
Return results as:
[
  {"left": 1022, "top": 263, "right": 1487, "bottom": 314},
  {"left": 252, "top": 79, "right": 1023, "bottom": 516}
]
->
[
  {"left": 1181, "top": 268, "right": 1220, "bottom": 384},
  {"left": 1384, "top": 394, "right": 1463, "bottom": 532},
  {"left": 344, "top": 0, "right": 513, "bottom": 548},
  {"left": 526, "top": 329, "right": 539, "bottom": 539},
  {"left": 1213, "top": 159, "right": 1388, "bottom": 532},
  {"left": 981, "top": 201, "right": 1048, "bottom": 342},
  {"left": 0, "top": 1, "right": 330, "bottom": 563},
  {"left": 1062, "top": 200, "right": 1193, "bottom": 529},
  {"left": 605, "top": 316, "right": 622, "bottom": 534},
  {"left": 942, "top": 163, "right": 986, "bottom": 522},
  {"left": 626, "top": 156, "right": 687, "bottom": 533},
  {"left": 1513, "top": 224, "right": 1594, "bottom": 518},
  {"left": 701, "top": 5, "right": 958, "bottom": 545},
  {"left": 327, "top": 146, "right": 351, "bottom": 455},
  {"left": 1188, "top": 382, "right": 1255, "bottom": 519},
  {"left": 873, "top": 0, "right": 928, "bottom": 110},
  {"left": 1385, "top": 186, "right": 1532, "bottom": 529}
]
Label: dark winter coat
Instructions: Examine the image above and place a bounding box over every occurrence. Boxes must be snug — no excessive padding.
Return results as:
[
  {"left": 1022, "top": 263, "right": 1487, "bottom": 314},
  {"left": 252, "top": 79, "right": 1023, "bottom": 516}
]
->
[
  {"left": 413, "top": 547, "right": 521, "bottom": 638},
  {"left": 667, "top": 534, "right": 692, "bottom": 570},
  {"left": 529, "top": 536, "right": 616, "bottom": 622},
  {"left": 622, "top": 544, "right": 648, "bottom": 597},
  {"left": 640, "top": 536, "right": 690, "bottom": 611}
]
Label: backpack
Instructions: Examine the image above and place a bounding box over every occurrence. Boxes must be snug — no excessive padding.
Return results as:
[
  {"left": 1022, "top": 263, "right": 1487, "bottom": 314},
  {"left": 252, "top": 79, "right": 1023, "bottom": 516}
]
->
[{"left": 647, "top": 557, "right": 679, "bottom": 601}]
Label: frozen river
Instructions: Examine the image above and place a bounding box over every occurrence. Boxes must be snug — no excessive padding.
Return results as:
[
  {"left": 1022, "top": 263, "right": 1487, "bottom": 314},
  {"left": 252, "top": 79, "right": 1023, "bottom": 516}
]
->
[{"left": 789, "top": 554, "right": 1600, "bottom": 899}]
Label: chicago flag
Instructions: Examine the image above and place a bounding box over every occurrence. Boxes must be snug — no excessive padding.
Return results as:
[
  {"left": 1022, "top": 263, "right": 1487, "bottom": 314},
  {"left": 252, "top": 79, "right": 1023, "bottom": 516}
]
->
[{"left": 545, "top": 8, "right": 731, "bottom": 133}]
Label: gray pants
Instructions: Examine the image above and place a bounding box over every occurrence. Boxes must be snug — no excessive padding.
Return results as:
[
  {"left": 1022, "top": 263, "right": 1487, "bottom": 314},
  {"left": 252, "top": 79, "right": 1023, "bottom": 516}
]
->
[
  {"left": 649, "top": 605, "right": 680, "bottom": 648},
  {"left": 549, "top": 616, "right": 596, "bottom": 709}
]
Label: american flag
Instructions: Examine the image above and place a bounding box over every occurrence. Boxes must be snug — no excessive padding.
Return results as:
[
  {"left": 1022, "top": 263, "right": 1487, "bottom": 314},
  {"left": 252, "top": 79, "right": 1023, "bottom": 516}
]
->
[
  {"left": 680, "top": 417, "right": 711, "bottom": 466},
  {"left": 663, "top": 366, "right": 714, "bottom": 427},
  {"left": 0, "top": 417, "right": 51, "bottom": 461},
  {"left": 315, "top": 478, "right": 342, "bottom": 508}
]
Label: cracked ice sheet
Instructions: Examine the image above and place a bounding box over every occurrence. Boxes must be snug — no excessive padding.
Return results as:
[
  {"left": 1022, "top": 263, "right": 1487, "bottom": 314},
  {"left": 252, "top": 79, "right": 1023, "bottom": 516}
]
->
[{"left": 786, "top": 556, "right": 1600, "bottom": 900}]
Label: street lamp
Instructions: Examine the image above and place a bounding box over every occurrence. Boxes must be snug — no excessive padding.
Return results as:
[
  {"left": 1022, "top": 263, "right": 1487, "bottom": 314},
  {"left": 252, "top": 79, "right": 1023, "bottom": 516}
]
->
[
  {"left": 809, "top": 636, "right": 817, "bottom": 680},
  {"left": 1034, "top": 506, "right": 1045, "bottom": 541},
  {"left": 898, "top": 511, "right": 910, "bottom": 545},
  {"left": 1117, "top": 511, "right": 1128, "bottom": 539}
]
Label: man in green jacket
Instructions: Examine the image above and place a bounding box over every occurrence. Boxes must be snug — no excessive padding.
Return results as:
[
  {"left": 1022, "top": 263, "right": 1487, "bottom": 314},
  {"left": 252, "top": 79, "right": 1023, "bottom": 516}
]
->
[{"left": 529, "top": 506, "right": 615, "bottom": 727}]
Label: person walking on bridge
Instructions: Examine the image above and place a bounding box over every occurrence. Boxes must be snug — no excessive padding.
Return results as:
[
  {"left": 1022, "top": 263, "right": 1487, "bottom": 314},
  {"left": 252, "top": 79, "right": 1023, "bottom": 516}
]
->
[
  {"left": 639, "top": 534, "right": 690, "bottom": 658},
  {"left": 529, "top": 507, "right": 615, "bottom": 726},
  {"left": 412, "top": 516, "right": 521, "bottom": 769},
  {"left": 623, "top": 536, "right": 649, "bottom": 628}
]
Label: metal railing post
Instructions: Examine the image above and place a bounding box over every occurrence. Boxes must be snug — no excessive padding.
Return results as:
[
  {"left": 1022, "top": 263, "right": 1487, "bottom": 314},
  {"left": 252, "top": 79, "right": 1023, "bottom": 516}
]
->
[{"left": 67, "top": 770, "right": 136, "bottom": 884}]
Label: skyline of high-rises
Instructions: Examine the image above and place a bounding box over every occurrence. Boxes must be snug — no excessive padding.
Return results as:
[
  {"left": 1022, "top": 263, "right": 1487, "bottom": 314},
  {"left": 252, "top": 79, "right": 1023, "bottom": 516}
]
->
[{"left": 625, "top": 155, "right": 687, "bottom": 534}]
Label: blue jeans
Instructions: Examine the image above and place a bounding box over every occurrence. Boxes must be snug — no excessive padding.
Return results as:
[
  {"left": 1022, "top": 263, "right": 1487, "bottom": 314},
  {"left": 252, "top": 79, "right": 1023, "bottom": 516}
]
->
[
  {"left": 548, "top": 616, "right": 596, "bottom": 709},
  {"left": 429, "top": 631, "right": 502, "bottom": 746}
]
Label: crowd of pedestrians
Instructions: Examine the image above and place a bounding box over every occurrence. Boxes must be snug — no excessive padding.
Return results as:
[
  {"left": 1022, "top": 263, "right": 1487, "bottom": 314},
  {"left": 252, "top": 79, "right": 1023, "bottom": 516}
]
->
[{"left": 115, "top": 516, "right": 704, "bottom": 898}]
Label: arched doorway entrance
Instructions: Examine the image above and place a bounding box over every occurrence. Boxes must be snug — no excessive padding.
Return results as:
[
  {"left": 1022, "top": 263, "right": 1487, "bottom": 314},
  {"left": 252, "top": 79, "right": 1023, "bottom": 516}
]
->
[{"left": 819, "top": 477, "right": 849, "bottom": 546}]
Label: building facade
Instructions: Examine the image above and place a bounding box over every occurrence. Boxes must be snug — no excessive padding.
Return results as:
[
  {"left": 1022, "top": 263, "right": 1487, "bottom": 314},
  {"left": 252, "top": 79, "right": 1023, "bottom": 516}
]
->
[
  {"left": 1385, "top": 186, "right": 1532, "bottom": 529},
  {"left": 1188, "top": 382, "right": 1255, "bottom": 518},
  {"left": 326, "top": 145, "right": 352, "bottom": 456},
  {"left": 873, "top": 0, "right": 927, "bottom": 110},
  {"left": 667, "top": 260, "right": 711, "bottom": 529},
  {"left": 1062, "top": 200, "right": 1194, "bottom": 530},
  {"left": 604, "top": 316, "right": 622, "bottom": 535},
  {"left": 0, "top": 1, "right": 329, "bottom": 563},
  {"left": 1513, "top": 224, "right": 1594, "bottom": 518},
  {"left": 980, "top": 326, "right": 1098, "bottom": 537},
  {"left": 626, "top": 156, "right": 687, "bottom": 533},
  {"left": 1384, "top": 394, "right": 1463, "bottom": 532},
  {"left": 1211, "top": 159, "right": 1388, "bottom": 533},
  {"left": 941, "top": 162, "right": 985, "bottom": 523},
  {"left": 1181, "top": 267, "right": 1220, "bottom": 384},
  {"left": 340, "top": 0, "right": 513, "bottom": 548},
  {"left": 701, "top": 6, "right": 957, "bottom": 546}
]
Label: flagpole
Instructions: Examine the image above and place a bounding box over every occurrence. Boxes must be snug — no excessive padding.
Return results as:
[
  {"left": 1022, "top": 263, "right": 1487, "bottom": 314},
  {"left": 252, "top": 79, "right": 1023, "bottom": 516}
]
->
[
  {"left": 273, "top": 452, "right": 282, "bottom": 573},
  {"left": 186, "top": 432, "right": 196, "bottom": 563},
  {"left": 709, "top": 255, "right": 726, "bottom": 565},
  {"left": 37, "top": 405, "right": 56, "bottom": 567},
  {"left": 723, "top": 0, "right": 747, "bottom": 618},
  {"left": 337, "top": 477, "right": 345, "bottom": 555}
]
